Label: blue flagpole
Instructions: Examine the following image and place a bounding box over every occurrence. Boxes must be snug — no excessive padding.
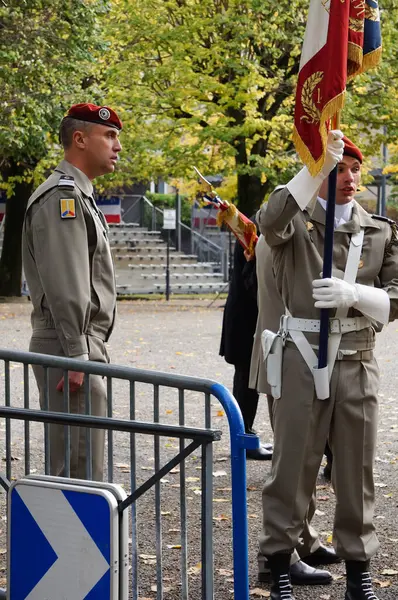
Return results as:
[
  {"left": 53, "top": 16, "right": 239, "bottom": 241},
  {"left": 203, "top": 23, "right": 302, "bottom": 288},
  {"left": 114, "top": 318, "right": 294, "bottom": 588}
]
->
[{"left": 318, "top": 165, "right": 338, "bottom": 371}]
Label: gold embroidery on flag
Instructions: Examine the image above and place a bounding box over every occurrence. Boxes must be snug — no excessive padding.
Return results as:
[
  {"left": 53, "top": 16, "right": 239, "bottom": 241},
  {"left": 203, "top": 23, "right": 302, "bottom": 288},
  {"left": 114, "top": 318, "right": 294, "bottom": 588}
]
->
[
  {"left": 349, "top": 17, "right": 364, "bottom": 32},
  {"left": 365, "top": 4, "right": 379, "bottom": 21},
  {"left": 300, "top": 72, "right": 324, "bottom": 124}
]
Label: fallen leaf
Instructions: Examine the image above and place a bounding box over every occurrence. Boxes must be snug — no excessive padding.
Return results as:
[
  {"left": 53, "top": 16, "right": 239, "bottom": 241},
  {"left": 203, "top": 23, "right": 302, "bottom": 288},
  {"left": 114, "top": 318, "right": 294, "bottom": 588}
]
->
[
  {"left": 213, "top": 470, "right": 227, "bottom": 477},
  {"left": 374, "top": 579, "right": 392, "bottom": 588},
  {"left": 167, "top": 544, "right": 181, "bottom": 549},
  {"left": 249, "top": 588, "right": 270, "bottom": 597},
  {"left": 381, "top": 569, "right": 398, "bottom": 576},
  {"left": 188, "top": 562, "right": 202, "bottom": 575},
  {"left": 218, "top": 568, "right": 233, "bottom": 576},
  {"left": 216, "top": 410, "right": 225, "bottom": 417}
]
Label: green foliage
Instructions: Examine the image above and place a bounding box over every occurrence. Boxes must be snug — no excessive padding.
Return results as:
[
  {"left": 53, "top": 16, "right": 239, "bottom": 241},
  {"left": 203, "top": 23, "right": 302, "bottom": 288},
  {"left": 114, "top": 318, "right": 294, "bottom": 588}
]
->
[
  {"left": 100, "top": 0, "right": 398, "bottom": 214},
  {"left": 0, "top": 0, "right": 109, "bottom": 190},
  {"left": 145, "top": 192, "right": 191, "bottom": 224},
  {"left": 102, "top": 0, "right": 307, "bottom": 213}
]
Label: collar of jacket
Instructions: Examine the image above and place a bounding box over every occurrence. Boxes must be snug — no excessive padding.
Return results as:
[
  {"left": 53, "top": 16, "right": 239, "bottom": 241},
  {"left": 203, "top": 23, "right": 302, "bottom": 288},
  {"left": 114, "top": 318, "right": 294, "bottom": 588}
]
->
[
  {"left": 55, "top": 159, "right": 94, "bottom": 198},
  {"left": 306, "top": 200, "right": 380, "bottom": 233}
]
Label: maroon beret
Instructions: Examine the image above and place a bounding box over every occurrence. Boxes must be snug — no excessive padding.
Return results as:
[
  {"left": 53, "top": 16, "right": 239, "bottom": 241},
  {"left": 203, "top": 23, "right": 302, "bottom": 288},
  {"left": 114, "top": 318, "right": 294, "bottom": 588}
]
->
[
  {"left": 342, "top": 135, "right": 363, "bottom": 163},
  {"left": 66, "top": 103, "right": 122, "bottom": 130}
]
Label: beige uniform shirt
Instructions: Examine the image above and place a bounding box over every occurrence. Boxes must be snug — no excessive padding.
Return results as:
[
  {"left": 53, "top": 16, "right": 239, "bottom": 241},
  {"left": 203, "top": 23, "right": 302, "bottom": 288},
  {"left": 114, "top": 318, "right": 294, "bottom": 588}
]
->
[
  {"left": 22, "top": 160, "right": 116, "bottom": 357},
  {"left": 256, "top": 187, "right": 398, "bottom": 351}
]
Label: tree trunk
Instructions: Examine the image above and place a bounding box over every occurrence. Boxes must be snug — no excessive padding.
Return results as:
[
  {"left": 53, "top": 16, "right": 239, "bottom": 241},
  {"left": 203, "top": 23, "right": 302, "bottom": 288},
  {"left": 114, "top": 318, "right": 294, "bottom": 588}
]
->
[
  {"left": 0, "top": 162, "right": 34, "bottom": 297},
  {"left": 236, "top": 172, "right": 266, "bottom": 218}
]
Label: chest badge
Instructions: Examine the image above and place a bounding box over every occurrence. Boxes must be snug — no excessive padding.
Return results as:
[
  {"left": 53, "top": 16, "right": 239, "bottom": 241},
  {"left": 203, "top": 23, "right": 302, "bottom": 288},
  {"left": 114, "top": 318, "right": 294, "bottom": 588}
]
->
[
  {"left": 306, "top": 221, "right": 314, "bottom": 232},
  {"left": 60, "top": 198, "right": 76, "bottom": 219}
]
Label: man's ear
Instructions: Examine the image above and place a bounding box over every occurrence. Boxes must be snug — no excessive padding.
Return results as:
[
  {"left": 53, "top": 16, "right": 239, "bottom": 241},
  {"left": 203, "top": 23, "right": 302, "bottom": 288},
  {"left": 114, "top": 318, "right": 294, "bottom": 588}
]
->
[{"left": 72, "top": 130, "right": 86, "bottom": 149}]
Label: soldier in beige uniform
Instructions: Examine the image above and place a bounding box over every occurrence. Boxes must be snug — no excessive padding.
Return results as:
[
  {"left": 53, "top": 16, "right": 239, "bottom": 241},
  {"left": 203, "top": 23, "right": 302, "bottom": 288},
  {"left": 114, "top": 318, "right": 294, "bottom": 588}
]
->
[
  {"left": 250, "top": 235, "right": 339, "bottom": 587},
  {"left": 22, "top": 103, "right": 122, "bottom": 481},
  {"left": 256, "top": 131, "right": 398, "bottom": 600}
]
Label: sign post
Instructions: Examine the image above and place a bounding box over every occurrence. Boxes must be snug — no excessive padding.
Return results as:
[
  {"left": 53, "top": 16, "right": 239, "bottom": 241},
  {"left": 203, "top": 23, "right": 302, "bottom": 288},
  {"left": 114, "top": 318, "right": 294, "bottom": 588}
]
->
[{"left": 163, "top": 209, "right": 176, "bottom": 301}]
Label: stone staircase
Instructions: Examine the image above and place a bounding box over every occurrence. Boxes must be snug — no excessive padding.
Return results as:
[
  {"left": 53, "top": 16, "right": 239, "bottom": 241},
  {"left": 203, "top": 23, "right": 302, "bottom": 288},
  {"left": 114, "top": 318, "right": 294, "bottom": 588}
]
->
[{"left": 110, "top": 223, "right": 228, "bottom": 295}]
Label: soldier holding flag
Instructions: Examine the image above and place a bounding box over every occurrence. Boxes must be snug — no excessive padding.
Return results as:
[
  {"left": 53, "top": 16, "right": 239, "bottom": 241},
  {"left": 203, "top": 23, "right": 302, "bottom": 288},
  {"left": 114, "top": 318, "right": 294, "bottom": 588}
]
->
[{"left": 254, "top": 1, "right": 396, "bottom": 600}]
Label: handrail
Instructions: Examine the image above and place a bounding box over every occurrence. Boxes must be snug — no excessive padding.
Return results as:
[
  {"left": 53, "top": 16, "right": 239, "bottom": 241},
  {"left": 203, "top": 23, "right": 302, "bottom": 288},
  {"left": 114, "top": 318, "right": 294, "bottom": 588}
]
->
[
  {"left": 180, "top": 220, "right": 223, "bottom": 252},
  {"left": 140, "top": 196, "right": 224, "bottom": 252}
]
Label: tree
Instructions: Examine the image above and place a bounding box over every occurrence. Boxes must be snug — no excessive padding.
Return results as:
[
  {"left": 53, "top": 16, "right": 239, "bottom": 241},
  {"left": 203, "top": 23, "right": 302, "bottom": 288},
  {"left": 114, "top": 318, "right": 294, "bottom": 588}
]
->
[
  {"left": 102, "top": 0, "right": 307, "bottom": 217},
  {"left": 0, "top": 0, "right": 109, "bottom": 296},
  {"left": 102, "top": 0, "right": 398, "bottom": 217}
]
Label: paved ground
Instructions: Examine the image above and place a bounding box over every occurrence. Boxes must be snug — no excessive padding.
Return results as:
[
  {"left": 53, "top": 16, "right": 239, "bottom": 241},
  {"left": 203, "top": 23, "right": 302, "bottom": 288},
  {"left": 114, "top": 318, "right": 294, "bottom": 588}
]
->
[{"left": 1, "top": 298, "right": 398, "bottom": 599}]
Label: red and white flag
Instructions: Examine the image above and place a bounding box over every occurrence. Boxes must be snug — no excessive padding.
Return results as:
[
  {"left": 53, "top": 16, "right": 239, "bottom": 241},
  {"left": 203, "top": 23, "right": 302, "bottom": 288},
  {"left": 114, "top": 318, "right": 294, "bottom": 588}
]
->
[
  {"left": 96, "top": 195, "right": 122, "bottom": 224},
  {"left": 293, "top": 0, "right": 382, "bottom": 176}
]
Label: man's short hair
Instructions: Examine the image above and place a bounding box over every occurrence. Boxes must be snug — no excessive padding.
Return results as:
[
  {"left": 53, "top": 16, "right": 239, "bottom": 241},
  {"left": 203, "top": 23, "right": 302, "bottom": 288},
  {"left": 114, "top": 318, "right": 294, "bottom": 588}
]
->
[{"left": 59, "top": 117, "right": 92, "bottom": 149}]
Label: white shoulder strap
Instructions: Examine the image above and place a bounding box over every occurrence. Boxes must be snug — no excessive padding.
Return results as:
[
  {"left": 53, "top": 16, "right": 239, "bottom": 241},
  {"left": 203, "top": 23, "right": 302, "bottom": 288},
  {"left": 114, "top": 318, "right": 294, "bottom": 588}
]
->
[{"left": 327, "top": 228, "right": 365, "bottom": 377}]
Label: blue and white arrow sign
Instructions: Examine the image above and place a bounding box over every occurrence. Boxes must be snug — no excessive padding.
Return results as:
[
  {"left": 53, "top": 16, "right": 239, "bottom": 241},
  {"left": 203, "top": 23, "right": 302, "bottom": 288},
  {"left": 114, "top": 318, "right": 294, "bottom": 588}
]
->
[{"left": 9, "top": 479, "right": 120, "bottom": 599}]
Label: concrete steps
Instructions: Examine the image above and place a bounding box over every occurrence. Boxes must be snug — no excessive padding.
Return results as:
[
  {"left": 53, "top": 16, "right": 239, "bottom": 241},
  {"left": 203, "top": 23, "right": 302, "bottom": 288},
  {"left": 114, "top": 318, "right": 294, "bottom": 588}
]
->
[{"left": 109, "top": 223, "right": 225, "bottom": 295}]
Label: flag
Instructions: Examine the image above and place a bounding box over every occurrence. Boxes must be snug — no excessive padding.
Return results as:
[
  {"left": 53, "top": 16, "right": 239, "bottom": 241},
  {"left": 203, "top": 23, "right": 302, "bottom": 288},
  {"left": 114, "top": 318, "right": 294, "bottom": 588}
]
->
[
  {"left": 96, "top": 195, "right": 122, "bottom": 224},
  {"left": 293, "top": 0, "right": 382, "bottom": 176},
  {"left": 215, "top": 203, "right": 258, "bottom": 258},
  {"left": 193, "top": 167, "right": 258, "bottom": 257}
]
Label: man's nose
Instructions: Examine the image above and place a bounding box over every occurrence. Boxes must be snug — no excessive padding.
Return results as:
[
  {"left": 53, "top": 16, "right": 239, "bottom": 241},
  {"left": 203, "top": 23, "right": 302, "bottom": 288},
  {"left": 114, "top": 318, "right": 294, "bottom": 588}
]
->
[{"left": 114, "top": 139, "right": 122, "bottom": 152}]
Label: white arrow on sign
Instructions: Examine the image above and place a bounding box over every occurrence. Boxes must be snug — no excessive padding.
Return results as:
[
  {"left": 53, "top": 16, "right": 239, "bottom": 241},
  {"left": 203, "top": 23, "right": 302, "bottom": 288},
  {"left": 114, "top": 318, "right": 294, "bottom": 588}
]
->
[{"left": 17, "top": 485, "right": 110, "bottom": 600}]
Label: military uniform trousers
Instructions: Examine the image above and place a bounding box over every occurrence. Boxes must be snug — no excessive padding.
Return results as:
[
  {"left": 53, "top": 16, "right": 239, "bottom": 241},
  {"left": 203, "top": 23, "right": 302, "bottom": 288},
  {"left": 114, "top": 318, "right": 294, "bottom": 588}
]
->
[
  {"left": 30, "top": 331, "right": 108, "bottom": 481},
  {"left": 260, "top": 345, "right": 379, "bottom": 561}
]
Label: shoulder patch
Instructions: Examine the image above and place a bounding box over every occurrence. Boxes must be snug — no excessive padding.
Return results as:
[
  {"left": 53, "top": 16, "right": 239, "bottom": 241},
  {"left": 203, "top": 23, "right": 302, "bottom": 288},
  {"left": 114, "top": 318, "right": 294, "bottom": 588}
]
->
[
  {"left": 58, "top": 175, "right": 75, "bottom": 190},
  {"left": 371, "top": 214, "right": 396, "bottom": 226},
  {"left": 60, "top": 198, "right": 76, "bottom": 219}
]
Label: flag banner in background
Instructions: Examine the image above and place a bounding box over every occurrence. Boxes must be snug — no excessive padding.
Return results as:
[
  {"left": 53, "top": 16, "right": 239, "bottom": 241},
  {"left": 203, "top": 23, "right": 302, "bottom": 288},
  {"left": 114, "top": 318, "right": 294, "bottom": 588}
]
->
[
  {"left": 293, "top": 0, "right": 381, "bottom": 176},
  {"left": 96, "top": 195, "right": 121, "bottom": 223}
]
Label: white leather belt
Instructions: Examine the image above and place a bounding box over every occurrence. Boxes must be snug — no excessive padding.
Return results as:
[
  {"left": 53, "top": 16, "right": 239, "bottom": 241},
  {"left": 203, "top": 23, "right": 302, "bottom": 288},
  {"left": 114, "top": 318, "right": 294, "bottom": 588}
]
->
[{"left": 285, "top": 316, "right": 370, "bottom": 335}]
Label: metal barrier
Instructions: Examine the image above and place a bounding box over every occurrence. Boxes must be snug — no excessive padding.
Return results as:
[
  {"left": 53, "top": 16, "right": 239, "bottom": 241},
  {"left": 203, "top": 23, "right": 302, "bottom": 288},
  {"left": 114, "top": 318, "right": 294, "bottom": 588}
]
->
[{"left": 0, "top": 348, "right": 258, "bottom": 599}]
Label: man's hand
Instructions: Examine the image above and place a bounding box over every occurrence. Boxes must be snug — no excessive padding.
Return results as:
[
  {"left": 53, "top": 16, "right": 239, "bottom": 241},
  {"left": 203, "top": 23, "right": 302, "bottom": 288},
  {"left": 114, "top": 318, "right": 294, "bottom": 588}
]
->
[
  {"left": 312, "top": 277, "right": 359, "bottom": 309},
  {"left": 244, "top": 248, "right": 255, "bottom": 262},
  {"left": 56, "top": 371, "right": 85, "bottom": 393},
  {"left": 320, "top": 130, "right": 345, "bottom": 180}
]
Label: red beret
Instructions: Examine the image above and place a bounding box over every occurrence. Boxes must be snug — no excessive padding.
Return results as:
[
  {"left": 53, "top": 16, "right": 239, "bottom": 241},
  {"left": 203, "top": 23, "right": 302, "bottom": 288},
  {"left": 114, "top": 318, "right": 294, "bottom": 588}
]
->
[
  {"left": 66, "top": 103, "right": 122, "bottom": 130},
  {"left": 343, "top": 135, "right": 363, "bottom": 163}
]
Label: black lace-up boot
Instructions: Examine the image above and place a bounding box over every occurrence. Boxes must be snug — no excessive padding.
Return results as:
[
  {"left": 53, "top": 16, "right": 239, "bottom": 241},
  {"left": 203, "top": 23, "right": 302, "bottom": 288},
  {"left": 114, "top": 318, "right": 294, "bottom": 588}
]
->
[
  {"left": 345, "top": 560, "right": 379, "bottom": 600},
  {"left": 267, "top": 553, "right": 295, "bottom": 600}
]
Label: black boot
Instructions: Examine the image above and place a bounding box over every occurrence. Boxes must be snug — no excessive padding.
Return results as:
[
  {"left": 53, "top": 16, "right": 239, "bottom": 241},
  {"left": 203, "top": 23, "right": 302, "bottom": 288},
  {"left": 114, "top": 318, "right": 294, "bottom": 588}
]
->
[
  {"left": 267, "top": 553, "right": 295, "bottom": 600},
  {"left": 345, "top": 560, "right": 379, "bottom": 600}
]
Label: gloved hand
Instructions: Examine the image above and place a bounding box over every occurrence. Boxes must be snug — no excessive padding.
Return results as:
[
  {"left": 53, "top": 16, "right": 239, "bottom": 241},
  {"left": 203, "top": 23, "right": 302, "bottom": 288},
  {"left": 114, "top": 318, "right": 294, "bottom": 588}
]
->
[
  {"left": 320, "top": 130, "right": 345, "bottom": 180},
  {"left": 286, "top": 130, "right": 345, "bottom": 210},
  {"left": 313, "top": 278, "right": 390, "bottom": 324},
  {"left": 312, "top": 277, "right": 358, "bottom": 309}
]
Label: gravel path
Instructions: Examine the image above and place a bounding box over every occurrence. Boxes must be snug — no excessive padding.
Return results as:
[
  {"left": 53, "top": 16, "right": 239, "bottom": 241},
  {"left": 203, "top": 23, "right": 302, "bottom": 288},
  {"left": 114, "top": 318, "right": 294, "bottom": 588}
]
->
[{"left": 1, "top": 298, "right": 398, "bottom": 599}]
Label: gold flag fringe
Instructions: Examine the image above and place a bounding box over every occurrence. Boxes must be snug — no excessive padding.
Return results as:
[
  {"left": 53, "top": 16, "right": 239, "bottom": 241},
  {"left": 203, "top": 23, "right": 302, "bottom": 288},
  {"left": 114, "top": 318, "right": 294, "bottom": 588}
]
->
[{"left": 293, "top": 90, "right": 346, "bottom": 177}]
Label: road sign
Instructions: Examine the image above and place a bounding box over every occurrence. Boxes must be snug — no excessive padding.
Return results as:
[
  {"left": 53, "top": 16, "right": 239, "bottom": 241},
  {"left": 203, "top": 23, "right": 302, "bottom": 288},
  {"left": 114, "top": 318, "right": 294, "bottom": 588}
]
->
[
  {"left": 8, "top": 477, "right": 124, "bottom": 600},
  {"left": 163, "top": 209, "right": 176, "bottom": 230}
]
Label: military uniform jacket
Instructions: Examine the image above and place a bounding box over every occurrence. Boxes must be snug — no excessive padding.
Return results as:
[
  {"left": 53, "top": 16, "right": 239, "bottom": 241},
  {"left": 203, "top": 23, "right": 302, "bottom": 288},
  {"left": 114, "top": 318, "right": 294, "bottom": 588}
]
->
[
  {"left": 249, "top": 235, "right": 285, "bottom": 394},
  {"left": 256, "top": 187, "right": 398, "bottom": 352},
  {"left": 22, "top": 160, "right": 116, "bottom": 357}
]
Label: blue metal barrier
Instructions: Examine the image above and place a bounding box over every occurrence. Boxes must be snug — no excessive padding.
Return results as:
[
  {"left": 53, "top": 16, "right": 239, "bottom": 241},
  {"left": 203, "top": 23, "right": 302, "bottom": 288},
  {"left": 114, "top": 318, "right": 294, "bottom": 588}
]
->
[{"left": 0, "top": 348, "right": 259, "bottom": 599}]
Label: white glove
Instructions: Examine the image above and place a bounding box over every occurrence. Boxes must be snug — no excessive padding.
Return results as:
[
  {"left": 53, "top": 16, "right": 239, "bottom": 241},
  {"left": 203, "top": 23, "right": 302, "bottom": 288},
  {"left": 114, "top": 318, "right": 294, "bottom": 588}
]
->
[
  {"left": 287, "top": 130, "right": 345, "bottom": 210},
  {"left": 313, "top": 278, "right": 390, "bottom": 324},
  {"left": 312, "top": 277, "right": 358, "bottom": 309}
]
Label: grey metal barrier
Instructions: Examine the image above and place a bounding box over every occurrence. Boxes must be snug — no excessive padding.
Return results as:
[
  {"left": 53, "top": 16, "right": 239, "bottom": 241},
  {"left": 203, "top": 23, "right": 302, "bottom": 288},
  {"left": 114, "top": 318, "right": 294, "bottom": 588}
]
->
[{"left": 0, "top": 349, "right": 258, "bottom": 600}]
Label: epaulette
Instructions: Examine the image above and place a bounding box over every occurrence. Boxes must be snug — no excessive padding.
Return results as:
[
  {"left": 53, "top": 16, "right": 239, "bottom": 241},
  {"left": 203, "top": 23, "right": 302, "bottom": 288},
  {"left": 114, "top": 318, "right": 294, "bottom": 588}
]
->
[
  {"left": 57, "top": 175, "right": 75, "bottom": 190},
  {"left": 371, "top": 214, "right": 396, "bottom": 226}
]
